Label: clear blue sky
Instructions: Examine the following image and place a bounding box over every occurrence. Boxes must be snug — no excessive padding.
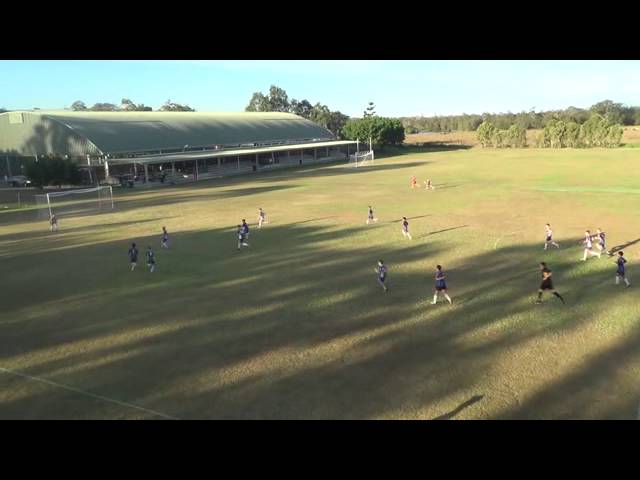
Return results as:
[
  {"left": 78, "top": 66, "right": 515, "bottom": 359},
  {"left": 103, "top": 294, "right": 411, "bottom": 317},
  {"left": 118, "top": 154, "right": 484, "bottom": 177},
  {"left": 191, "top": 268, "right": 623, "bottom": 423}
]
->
[{"left": 1, "top": 60, "right": 639, "bottom": 117}]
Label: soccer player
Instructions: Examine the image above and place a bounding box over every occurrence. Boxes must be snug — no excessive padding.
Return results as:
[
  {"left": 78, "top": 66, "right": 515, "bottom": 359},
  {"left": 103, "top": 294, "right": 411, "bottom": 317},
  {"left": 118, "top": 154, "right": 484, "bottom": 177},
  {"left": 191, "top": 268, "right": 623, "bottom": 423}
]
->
[
  {"left": 49, "top": 213, "right": 58, "bottom": 232},
  {"left": 237, "top": 225, "right": 249, "bottom": 250},
  {"left": 431, "top": 265, "right": 452, "bottom": 304},
  {"left": 615, "top": 251, "right": 630, "bottom": 287},
  {"left": 544, "top": 223, "right": 560, "bottom": 250},
  {"left": 596, "top": 228, "right": 610, "bottom": 255},
  {"left": 146, "top": 246, "right": 156, "bottom": 273},
  {"left": 241, "top": 219, "right": 250, "bottom": 240},
  {"left": 582, "top": 230, "right": 601, "bottom": 261},
  {"left": 536, "top": 262, "right": 565, "bottom": 304},
  {"left": 161, "top": 226, "right": 169, "bottom": 249},
  {"left": 375, "top": 260, "right": 388, "bottom": 292},
  {"left": 411, "top": 176, "right": 417, "bottom": 189},
  {"left": 366, "top": 206, "right": 378, "bottom": 225},
  {"left": 128, "top": 242, "right": 138, "bottom": 271},
  {"left": 258, "top": 208, "right": 267, "bottom": 228},
  {"left": 401, "top": 217, "right": 412, "bottom": 240},
  {"left": 426, "top": 178, "right": 434, "bottom": 190}
]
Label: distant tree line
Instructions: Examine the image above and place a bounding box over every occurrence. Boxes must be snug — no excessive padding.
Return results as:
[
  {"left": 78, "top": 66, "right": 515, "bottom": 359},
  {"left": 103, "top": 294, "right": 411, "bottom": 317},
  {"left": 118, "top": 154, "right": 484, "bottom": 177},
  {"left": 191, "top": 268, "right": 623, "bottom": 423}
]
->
[
  {"left": 402, "top": 100, "right": 640, "bottom": 134},
  {"left": 24, "top": 156, "right": 82, "bottom": 188},
  {"left": 69, "top": 98, "right": 195, "bottom": 112},
  {"left": 477, "top": 113, "right": 623, "bottom": 149},
  {"left": 245, "top": 85, "right": 349, "bottom": 138}
]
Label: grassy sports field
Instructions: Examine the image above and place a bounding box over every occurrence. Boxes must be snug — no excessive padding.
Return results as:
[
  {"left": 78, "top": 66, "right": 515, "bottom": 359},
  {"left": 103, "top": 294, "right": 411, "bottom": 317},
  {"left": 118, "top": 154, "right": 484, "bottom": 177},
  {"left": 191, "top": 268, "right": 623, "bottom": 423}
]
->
[{"left": 1, "top": 146, "right": 639, "bottom": 419}]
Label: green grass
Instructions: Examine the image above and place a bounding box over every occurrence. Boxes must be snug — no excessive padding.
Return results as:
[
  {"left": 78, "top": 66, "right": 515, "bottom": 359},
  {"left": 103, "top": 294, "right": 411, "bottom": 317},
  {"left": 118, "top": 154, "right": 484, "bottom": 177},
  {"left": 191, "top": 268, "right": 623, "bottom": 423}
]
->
[{"left": 1, "top": 147, "right": 640, "bottom": 419}]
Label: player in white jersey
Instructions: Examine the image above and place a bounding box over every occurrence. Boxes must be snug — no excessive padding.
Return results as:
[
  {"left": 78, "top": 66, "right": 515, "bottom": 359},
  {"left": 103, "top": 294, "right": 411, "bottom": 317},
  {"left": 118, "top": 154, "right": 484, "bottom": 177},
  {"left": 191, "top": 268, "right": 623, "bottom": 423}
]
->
[
  {"left": 582, "top": 230, "right": 601, "bottom": 261},
  {"left": 544, "top": 224, "right": 560, "bottom": 250}
]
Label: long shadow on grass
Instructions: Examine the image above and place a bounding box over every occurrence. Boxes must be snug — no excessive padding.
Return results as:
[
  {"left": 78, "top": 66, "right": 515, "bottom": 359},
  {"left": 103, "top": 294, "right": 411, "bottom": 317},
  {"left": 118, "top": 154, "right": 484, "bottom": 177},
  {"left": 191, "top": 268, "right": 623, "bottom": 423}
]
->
[{"left": 0, "top": 226, "right": 638, "bottom": 419}]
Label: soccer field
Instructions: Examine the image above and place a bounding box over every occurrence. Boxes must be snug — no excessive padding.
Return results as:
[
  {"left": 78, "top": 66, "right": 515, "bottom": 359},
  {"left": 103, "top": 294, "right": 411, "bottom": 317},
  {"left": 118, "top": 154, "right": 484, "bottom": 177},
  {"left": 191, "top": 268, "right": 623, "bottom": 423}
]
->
[{"left": 1, "top": 147, "right": 640, "bottom": 419}]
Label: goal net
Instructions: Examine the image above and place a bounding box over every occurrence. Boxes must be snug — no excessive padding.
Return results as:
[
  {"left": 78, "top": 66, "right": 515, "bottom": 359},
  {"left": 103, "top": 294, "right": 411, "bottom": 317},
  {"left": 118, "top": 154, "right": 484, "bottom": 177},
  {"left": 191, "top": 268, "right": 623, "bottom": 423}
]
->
[
  {"left": 35, "top": 186, "right": 114, "bottom": 220},
  {"left": 348, "top": 150, "right": 375, "bottom": 167}
]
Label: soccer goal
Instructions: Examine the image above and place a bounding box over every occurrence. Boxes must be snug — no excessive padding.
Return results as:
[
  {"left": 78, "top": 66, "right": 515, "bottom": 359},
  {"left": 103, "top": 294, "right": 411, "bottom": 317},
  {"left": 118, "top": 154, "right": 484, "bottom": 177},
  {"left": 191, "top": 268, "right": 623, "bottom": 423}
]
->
[
  {"left": 348, "top": 150, "right": 375, "bottom": 167},
  {"left": 35, "top": 186, "right": 114, "bottom": 220}
]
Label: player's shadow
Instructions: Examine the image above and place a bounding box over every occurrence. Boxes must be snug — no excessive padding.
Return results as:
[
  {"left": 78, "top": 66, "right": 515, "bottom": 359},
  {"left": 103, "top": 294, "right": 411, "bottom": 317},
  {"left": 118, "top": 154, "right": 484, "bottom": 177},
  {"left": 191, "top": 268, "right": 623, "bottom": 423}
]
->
[
  {"left": 422, "top": 225, "right": 469, "bottom": 237},
  {"left": 609, "top": 238, "right": 640, "bottom": 254},
  {"left": 432, "top": 394, "right": 484, "bottom": 420},
  {"left": 433, "top": 184, "right": 462, "bottom": 190},
  {"left": 390, "top": 215, "right": 431, "bottom": 223}
]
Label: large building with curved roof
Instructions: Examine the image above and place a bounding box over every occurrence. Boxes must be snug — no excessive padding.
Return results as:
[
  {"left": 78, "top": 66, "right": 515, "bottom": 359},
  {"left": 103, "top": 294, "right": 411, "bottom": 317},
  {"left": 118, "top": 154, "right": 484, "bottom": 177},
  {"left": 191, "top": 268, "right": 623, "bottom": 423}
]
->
[{"left": 0, "top": 110, "right": 360, "bottom": 184}]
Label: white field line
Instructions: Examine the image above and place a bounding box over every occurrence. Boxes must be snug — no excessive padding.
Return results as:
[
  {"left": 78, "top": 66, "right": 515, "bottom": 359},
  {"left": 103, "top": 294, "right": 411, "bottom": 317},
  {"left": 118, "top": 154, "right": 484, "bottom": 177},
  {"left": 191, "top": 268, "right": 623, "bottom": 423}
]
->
[{"left": 0, "top": 366, "right": 179, "bottom": 420}]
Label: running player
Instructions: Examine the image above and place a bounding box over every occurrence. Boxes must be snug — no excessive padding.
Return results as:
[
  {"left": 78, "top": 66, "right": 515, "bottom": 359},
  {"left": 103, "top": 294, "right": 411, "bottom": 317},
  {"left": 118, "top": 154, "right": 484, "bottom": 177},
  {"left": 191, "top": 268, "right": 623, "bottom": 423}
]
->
[
  {"left": 258, "top": 208, "right": 267, "bottom": 228},
  {"left": 366, "top": 206, "right": 378, "bottom": 225},
  {"left": 161, "top": 226, "right": 169, "bottom": 249},
  {"left": 431, "top": 265, "right": 452, "bottom": 304},
  {"left": 128, "top": 242, "right": 138, "bottom": 271},
  {"left": 544, "top": 223, "right": 560, "bottom": 250},
  {"left": 615, "top": 251, "right": 630, "bottom": 287},
  {"left": 596, "top": 228, "right": 610, "bottom": 255},
  {"left": 426, "top": 178, "right": 434, "bottom": 190},
  {"left": 401, "top": 217, "right": 412, "bottom": 240},
  {"left": 242, "top": 219, "right": 250, "bottom": 240},
  {"left": 536, "top": 262, "right": 565, "bottom": 304},
  {"left": 375, "top": 260, "right": 388, "bottom": 292},
  {"left": 411, "top": 176, "right": 417, "bottom": 189},
  {"left": 49, "top": 213, "right": 58, "bottom": 232},
  {"left": 582, "top": 230, "right": 601, "bottom": 261},
  {"left": 146, "top": 246, "right": 156, "bottom": 272}
]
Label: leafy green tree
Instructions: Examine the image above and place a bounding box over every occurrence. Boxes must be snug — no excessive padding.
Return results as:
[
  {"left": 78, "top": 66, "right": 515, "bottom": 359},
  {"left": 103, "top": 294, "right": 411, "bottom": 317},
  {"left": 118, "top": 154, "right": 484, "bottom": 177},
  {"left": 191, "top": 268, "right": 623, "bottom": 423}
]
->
[
  {"left": 71, "top": 100, "right": 88, "bottom": 111},
  {"left": 476, "top": 121, "right": 496, "bottom": 147},
  {"left": 90, "top": 102, "right": 118, "bottom": 111},
  {"left": 506, "top": 125, "right": 527, "bottom": 148},
  {"left": 342, "top": 117, "right": 404, "bottom": 149},
  {"left": 245, "top": 85, "right": 290, "bottom": 112},
  {"left": 159, "top": 99, "right": 195, "bottom": 112},
  {"left": 605, "top": 123, "right": 623, "bottom": 147},
  {"left": 363, "top": 102, "right": 376, "bottom": 118},
  {"left": 565, "top": 122, "right": 581, "bottom": 148}
]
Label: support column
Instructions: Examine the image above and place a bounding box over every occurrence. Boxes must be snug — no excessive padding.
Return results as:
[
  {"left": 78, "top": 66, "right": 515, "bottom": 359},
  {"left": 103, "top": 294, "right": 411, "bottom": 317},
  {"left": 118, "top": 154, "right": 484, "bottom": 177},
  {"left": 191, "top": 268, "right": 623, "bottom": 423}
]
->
[
  {"left": 171, "top": 162, "right": 175, "bottom": 183},
  {"left": 134, "top": 162, "right": 138, "bottom": 176},
  {"left": 255, "top": 153, "right": 259, "bottom": 171},
  {"left": 6, "top": 156, "right": 12, "bottom": 177},
  {"left": 300, "top": 149, "right": 303, "bottom": 165},
  {"left": 236, "top": 156, "right": 239, "bottom": 169},
  {"left": 104, "top": 160, "right": 109, "bottom": 179},
  {"left": 314, "top": 148, "right": 317, "bottom": 162},
  {"left": 326, "top": 147, "right": 329, "bottom": 157},
  {"left": 272, "top": 152, "right": 275, "bottom": 165},
  {"left": 143, "top": 163, "right": 149, "bottom": 183},
  {"left": 287, "top": 150, "right": 290, "bottom": 164},
  {"left": 194, "top": 159, "right": 198, "bottom": 180},
  {"left": 347, "top": 144, "right": 350, "bottom": 159},
  {"left": 218, "top": 158, "right": 222, "bottom": 170}
]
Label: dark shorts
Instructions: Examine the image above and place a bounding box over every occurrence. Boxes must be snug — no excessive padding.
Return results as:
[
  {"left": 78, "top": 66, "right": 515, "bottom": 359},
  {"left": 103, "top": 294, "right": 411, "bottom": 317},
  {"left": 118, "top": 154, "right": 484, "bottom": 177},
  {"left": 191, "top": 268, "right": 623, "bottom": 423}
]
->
[
  {"left": 147, "top": 259, "right": 155, "bottom": 265},
  {"left": 130, "top": 257, "right": 137, "bottom": 263},
  {"left": 617, "top": 269, "right": 625, "bottom": 277},
  {"left": 379, "top": 276, "right": 386, "bottom": 283},
  {"left": 546, "top": 236, "right": 552, "bottom": 242},
  {"left": 435, "top": 281, "right": 447, "bottom": 291},
  {"left": 540, "top": 280, "right": 553, "bottom": 290}
]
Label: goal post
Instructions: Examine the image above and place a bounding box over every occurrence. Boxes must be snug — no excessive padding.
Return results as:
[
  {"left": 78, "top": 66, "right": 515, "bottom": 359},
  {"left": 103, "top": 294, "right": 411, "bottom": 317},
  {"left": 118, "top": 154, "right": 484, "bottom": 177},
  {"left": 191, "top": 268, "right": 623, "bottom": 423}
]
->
[
  {"left": 348, "top": 150, "right": 375, "bottom": 168},
  {"left": 35, "top": 186, "right": 114, "bottom": 220}
]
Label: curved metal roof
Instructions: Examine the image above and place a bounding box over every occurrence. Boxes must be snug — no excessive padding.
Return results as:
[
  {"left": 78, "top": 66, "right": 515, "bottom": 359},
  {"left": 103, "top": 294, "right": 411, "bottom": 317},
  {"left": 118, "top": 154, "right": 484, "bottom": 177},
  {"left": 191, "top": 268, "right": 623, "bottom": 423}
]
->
[{"left": 0, "top": 111, "right": 335, "bottom": 157}]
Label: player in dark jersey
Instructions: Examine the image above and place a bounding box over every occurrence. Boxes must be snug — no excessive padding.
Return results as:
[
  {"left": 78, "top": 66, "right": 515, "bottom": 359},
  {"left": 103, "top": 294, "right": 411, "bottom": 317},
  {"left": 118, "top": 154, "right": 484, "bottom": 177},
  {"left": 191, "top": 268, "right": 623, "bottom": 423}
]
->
[
  {"left": 241, "top": 219, "right": 250, "bottom": 241},
  {"left": 596, "top": 228, "right": 610, "bottom": 255},
  {"left": 237, "top": 225, "right": 248, "bottom": 250},
  {"left": 49, "top": 213, "right": 58, "bottom": 232},
  {"left": 366, "top": 206, "right": 378, "bottom": 225},
  {"left": 146, "top": 246, "right": 156, "bottom": 272},
  {"left": 582, "top": 230, "right": 601, "bottom": 261},
  {"left": 258, "top": 208, "right": 267, "bottom": 229},
  {"left": 128, "top": 243, "right": 138, "bottom": 271},
  {"left": 161, "top": 226, "right": 169, "bottom": 249},
  {"left": 375, "top": 260, "right": 388, "bottom": 292},
  {"left": 544, "top": 223, "right": 559, "bottom": 250},
  {"left": 431, "top": 265, "right": 452, "bottom": 304},
  {"left": 401, "top": 217, "right": 412, "bottom": 240},
  {"left": 615, "top": 251, "right": 630, "bottom": 287},
  {"left": 536, "top": 262, "right": 565, "bottom": 304}
]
